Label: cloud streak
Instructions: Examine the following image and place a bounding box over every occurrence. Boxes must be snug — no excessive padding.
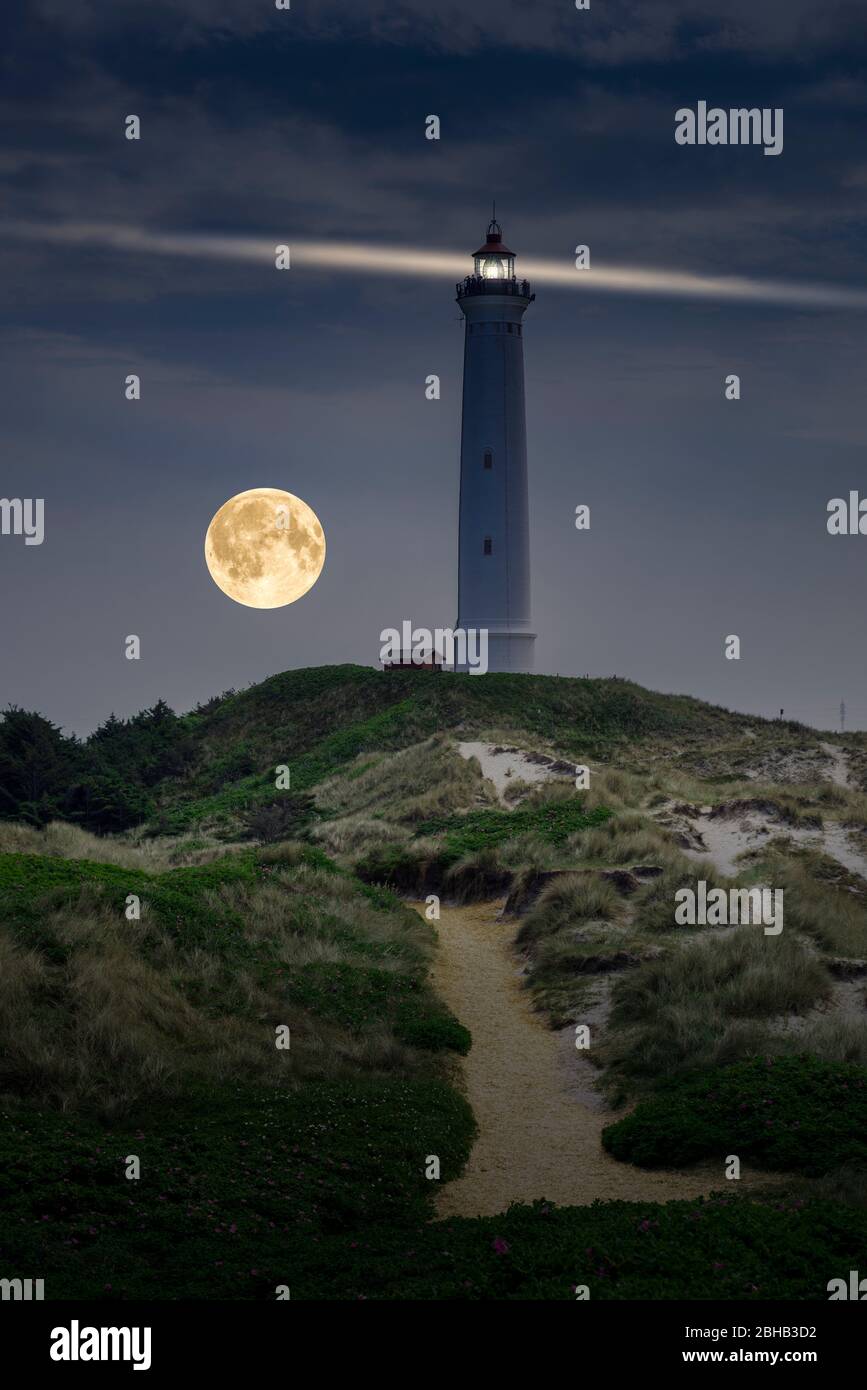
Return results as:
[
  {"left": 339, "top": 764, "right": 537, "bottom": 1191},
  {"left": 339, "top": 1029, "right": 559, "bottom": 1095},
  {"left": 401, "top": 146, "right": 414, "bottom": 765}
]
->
[{"left": 5, "top": 220, "right": 867, "bottom": 310}]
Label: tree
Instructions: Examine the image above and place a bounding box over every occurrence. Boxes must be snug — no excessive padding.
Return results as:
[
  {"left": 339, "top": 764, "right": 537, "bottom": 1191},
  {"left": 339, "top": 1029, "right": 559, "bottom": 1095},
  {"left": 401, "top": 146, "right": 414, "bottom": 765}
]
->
[{"left": 0, "top": 707, "right": 80, "bottom": 825}]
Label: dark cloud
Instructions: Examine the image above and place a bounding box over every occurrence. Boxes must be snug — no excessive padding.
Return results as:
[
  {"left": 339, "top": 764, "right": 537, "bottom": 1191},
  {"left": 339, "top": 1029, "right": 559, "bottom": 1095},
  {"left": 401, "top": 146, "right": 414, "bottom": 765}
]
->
[{"left": 24, "top": 0, "right": 867, "bottom": 61}]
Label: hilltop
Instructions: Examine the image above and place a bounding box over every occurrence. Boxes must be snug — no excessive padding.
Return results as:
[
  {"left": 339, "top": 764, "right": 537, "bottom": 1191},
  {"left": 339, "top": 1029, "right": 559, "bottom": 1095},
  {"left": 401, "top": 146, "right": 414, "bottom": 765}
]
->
[{"left": 2, "top": 664, "right": 857, "bottom": 837}]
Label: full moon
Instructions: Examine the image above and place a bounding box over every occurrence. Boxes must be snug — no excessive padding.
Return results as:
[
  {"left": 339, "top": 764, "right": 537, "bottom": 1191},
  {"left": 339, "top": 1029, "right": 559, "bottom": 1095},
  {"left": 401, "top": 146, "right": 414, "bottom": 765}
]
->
[{"left": 205, "top": 487, "right": 326, "bottom": 608}]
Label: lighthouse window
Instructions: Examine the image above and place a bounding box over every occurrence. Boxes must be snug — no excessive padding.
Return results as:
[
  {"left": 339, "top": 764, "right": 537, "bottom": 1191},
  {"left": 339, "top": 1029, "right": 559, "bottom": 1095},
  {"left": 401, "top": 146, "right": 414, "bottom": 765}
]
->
[
  {"left": 483, "top": 450, "right": 493, "bottom": 470},
  {"left": 483, "top": 536, "right": 492, "bottom": 556}
]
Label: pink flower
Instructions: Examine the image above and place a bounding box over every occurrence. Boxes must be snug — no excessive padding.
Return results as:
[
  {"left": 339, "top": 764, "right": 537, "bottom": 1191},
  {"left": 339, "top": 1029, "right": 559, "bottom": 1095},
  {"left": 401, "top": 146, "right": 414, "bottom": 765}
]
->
[{"left": 492, "top": 1237, "right": 510, "bottom": 1255}]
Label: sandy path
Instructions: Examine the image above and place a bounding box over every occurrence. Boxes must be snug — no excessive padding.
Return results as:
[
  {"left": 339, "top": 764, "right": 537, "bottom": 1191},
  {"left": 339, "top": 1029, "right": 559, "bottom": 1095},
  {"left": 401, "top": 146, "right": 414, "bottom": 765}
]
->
[
  {"left": 415, "top": 899, "right": 782, "bottom": 1218},
  {"left": 820, "top": 741, "right": 850, "bottom": 789}
]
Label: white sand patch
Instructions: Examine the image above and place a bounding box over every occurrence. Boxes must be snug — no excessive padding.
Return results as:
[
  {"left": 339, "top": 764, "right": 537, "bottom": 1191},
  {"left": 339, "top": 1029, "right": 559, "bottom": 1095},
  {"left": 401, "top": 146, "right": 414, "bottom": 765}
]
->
[
  {"left": 679, "top": 816, "right": 823, "bottom": 877},
  {"left": 678, "top": 811, "right": 867, "bottom": 882},
  {"left": 820, "top": 741, "right": 850, "bottom": 788},
  {"left": 457, "top": 741, "right": 572, "bottom": 802},
  {"left": 681, "top": 818, "right": 767, "bottom": 877},
  {"left": 821, "top": 823, "right": 867, "bottom": 879}
]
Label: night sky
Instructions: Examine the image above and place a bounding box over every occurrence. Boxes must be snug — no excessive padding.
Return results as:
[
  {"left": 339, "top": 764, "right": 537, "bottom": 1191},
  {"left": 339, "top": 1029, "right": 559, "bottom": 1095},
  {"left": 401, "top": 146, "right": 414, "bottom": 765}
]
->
[{"left": 2, "top": 0, "right": 867, "bottom": 734}]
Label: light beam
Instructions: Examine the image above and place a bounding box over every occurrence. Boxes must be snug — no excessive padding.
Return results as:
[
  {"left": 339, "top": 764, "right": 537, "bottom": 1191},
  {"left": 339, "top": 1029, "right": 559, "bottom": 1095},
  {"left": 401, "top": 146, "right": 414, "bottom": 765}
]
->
[{"left": 4, "top": 219, "right": 867, "bottom": 310}]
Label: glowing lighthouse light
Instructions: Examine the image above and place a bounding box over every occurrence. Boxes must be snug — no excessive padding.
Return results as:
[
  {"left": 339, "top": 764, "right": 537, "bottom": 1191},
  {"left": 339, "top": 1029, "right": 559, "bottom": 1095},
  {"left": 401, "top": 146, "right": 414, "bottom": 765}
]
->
[{"left": 472, "top": 216, "right": 516, "bottom": 280}]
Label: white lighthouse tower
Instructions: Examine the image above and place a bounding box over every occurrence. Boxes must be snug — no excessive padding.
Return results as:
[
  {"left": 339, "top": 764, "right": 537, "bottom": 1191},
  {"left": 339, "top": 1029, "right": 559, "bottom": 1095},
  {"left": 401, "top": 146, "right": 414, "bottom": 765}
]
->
[{"left": 455, "top": 215, "right": 536, "bottom": 673}]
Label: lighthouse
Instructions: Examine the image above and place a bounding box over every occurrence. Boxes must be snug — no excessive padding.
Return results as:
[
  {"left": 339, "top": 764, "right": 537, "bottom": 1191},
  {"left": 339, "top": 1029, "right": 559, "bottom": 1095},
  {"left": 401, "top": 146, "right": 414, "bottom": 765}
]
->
[{"left": 455, "top": 216, "right": 536, "bottom": 673}]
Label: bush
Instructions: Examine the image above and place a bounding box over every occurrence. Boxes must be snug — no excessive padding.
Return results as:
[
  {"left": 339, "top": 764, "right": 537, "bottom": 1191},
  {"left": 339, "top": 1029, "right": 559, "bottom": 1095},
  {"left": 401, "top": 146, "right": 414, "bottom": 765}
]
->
[
  {"left": 242, "top": 795, "right": 315, "bottom": 842},
  {"left": 499, "top": 833, "right": 557, "bottom": 870},
  {"left": 0, "top": 1079, "right": 477, "bottom": 1299},
  {"left": 0, "top": 845, "right": 443, "bottom": 1111},
  {"left": 339, "top": 1193, "right": 867, "bottom": 1300},
  {"left": 763, "top": 849, "right": 867, "bottom": 958},
  {"left": 3, "top": 1091, "right": 861, "bottom": 1302},
  {"left": 567, "top": 813, "right": 677, "bottom": 866},
  {"left": 629, "top": 859, "right": 729, "bottom": 934},
  {"left": 443, "top": 847, "right": 512, "bottom": 903},
  {"left": 316, "top": 737, "right": 490, "bottom": 826},
  {"left": 255, "top": 839, "right": 310, "bottom": 868},
  {"left": 356, "top": 842, "right": 443, "bottom": 895},
  {"left": 610, "top": 927, "right": 827, "bottom": 1031},
  {"left": 596, "top": 928, "right": 828, "bottom": 1090},
  {"left": 416, "top": 800, "right": 611, "bottom": 864},
  {"left": 287, "top": 961, "right": 470, "bottom": 1053},
  {"left": 517, "top": 873, "right": 622, "bottom": 946},
  {"left": 602, "top": 1055, "right": 867, "bottom": 1175},
  {"left": 395, "top": 999, "right": 471, "bottom": 1054},
  {"left": 532, "top": 933, "right": 636, "bottom": 981}
]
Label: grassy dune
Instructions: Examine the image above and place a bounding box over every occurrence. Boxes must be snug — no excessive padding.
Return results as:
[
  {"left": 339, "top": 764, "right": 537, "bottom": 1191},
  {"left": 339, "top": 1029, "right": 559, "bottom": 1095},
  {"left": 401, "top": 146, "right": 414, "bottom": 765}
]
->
[
  {"left": 3, "top": 667, "right": 867, "bottom": 1298},
  {"left": 0, "top": 834, "right": 466, "bottom": 1114}
]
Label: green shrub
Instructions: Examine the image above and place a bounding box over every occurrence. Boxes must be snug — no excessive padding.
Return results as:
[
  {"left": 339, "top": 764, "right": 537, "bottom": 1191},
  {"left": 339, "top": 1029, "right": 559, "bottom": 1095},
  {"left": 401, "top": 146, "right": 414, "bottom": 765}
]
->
[
  {"left": 241, "top": 795, "right": 315, "bottom": 842},
  {"left": 2, "top": 1087, "right": 860, "bottom": 1302},
  {"left": 602, "top": 1055, "right": 867, "bottom": 1175},
  {"left": 0, "top": 843, "right": 443, "bottom": 1111},
  {"left": 517, "top": 873, "right": 622, "bottom": 946},
  {"left": 567, "top": 813, "right": 677, "bottom": 866},
  {"left": 335, "top": 1193, "right": 867, "bottom": 1301},
  {"left": 760, "top": 848, "right": 867, "bottom": 958},
  {"left": 287, "top": 961, "right": 469, "bottom": 1053},
  {"left": 416, "top": 800, "right": 611, "bottom": 864},
  {"left": 532, "top": 934, "right": 634, "bottom": 981},
  {"left": 595, "top": 928, "right": 829, "bottom": 1091},
  {"left": 609, "top": 928, "right": 827, "bottom": 1032},
  {"left": 355, "top": 842, "right": 442, "bottom": 894},
  {"left": 395, "top": 999, "right": 471, "bottom": 1054},
  {"left": 0, "top": 1079, "right": 476, "bottom": 1300},
  {"left": 443, "top": 847, "right": 513, "bottom": 903},
  {"left": 629, "top": 860, "right": 729, "bottom": 934}
]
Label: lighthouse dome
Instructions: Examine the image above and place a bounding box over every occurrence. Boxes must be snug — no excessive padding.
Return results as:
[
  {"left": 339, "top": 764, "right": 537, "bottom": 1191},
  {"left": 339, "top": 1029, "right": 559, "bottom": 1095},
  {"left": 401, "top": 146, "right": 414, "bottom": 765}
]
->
[{"left": 472, "top": 217, "right": 516, "bottom": 259}]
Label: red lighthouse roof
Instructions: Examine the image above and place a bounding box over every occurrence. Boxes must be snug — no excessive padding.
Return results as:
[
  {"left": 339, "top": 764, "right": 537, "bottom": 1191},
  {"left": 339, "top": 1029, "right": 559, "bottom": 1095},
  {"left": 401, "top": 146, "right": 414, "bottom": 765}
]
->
[{"left": 472, "top": 216, "right": 515, "bottom": 258}]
